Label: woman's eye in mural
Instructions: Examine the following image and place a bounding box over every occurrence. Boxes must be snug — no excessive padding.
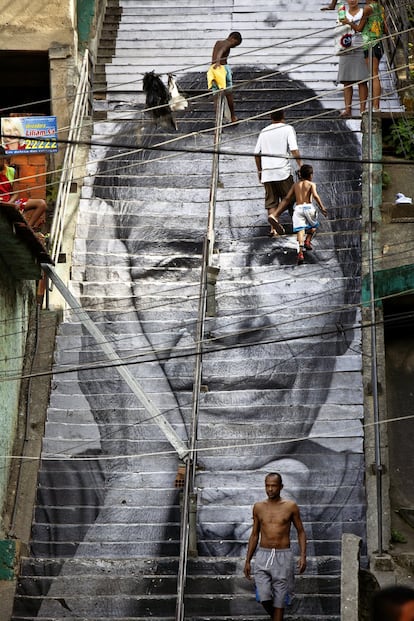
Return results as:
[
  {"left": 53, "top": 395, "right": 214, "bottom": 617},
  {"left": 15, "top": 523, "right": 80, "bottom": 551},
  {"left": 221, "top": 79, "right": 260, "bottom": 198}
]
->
[
  {"left": 158, "top": 256, "right": 198, "bottom": 271},
  {"left": 131, "top": 257, "right": 198, "bottom": 282}
]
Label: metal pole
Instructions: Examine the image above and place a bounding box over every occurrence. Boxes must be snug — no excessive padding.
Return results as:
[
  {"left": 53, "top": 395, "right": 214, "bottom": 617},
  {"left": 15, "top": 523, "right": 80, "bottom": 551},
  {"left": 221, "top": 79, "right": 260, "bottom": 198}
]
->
[
  {"left": 207, "top": 92, "right": 225, "bottom": 265},
  {"left": 175, "top": 91, "right": 225, "bottom": 621},
  {"left": 366, "top": 43, "right": 383, "bottom": 555}
]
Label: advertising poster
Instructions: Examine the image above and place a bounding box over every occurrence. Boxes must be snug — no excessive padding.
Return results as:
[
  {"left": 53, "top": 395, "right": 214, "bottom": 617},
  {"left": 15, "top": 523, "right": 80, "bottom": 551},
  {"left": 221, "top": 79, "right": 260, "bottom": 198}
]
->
[{"left": 1, "top": 116, "right": 58, "bottom": 154}]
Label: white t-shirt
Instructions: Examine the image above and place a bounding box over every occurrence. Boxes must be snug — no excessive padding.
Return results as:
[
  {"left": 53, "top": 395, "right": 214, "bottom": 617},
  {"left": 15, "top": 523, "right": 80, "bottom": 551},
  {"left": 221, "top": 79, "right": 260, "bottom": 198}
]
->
[{"left": 254, "top": 122, "right": 298, "bottom": 182}]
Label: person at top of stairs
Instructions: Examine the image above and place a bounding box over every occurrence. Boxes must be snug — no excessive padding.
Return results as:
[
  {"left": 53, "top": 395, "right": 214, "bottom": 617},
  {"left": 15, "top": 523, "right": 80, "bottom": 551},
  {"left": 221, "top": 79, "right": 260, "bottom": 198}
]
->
[
  {"left": 335, "top": 0, "right": 369, "bottom": 118},
  {"left": 208, "top": 31, "right": 242, "bottom": 123},
  {"left": 244, "top": 473, "right": 307, "bottom": 621},
  {"left": 341, "top": 0, "right": 389, "bottom": 111}
]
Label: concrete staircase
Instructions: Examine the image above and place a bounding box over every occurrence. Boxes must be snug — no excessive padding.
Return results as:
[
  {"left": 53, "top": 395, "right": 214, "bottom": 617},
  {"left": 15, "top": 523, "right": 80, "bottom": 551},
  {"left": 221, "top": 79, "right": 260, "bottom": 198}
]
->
[{"left": 11, "top": 0, "right": 399, "bottom": 618}]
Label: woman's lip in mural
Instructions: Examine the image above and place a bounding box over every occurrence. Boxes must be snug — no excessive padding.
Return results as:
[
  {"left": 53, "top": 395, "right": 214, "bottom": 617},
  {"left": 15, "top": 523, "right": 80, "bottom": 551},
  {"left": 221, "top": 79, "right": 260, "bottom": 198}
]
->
[
  {"left": 163, "top": 359, "right": 298, "bottom": 392},
  {"left": 201, "top": 375, "right": 297, "bottom": 391}
]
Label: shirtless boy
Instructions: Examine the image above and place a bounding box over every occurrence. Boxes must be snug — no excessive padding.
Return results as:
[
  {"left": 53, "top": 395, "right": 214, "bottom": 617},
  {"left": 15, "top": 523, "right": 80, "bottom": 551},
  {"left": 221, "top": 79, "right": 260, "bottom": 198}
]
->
[
  {"left": 278, "top": 164, "right": 327, "bottom": 265},
  {"left": 244, "top": 473, "right": 307, "bottom": 621},
  {"left": 209, "top": 32, "right": 242, "bottom": 122}
]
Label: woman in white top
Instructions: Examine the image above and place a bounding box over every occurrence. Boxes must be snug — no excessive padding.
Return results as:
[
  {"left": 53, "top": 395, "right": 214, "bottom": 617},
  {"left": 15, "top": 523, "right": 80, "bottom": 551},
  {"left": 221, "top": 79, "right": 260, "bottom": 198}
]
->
[{"left": 336, "top": 0, "right": 369, "bottom": 117}]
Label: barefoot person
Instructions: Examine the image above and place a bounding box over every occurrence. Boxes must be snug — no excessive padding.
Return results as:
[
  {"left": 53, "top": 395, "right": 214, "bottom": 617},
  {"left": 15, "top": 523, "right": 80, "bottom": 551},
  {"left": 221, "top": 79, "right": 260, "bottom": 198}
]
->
[
  {"left": 244, "top": 473, "right": 307, "bottom": 621},
  {"left": 335, "top": 0, "right": 369, "bottom": 117},
  {"left": 208, "top": 32, "right": 242, "bottom": 122},
  {"left": 341, "top": 0, "right": 388, "bottom": 111}
]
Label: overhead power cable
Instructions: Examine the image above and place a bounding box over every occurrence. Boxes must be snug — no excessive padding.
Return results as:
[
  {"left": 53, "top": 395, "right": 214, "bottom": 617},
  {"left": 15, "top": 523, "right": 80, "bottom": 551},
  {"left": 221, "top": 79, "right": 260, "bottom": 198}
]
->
[
  {"left": 0, "top": 411, "right": 412, "bottom": 465},
  {"left": 1, "top": 284, "right": 414, "bottom": 385}
]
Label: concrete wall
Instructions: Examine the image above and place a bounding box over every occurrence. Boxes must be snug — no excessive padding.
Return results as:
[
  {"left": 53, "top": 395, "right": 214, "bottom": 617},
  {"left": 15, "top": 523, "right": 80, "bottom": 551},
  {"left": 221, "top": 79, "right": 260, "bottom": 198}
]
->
[
  {"left": 361, "top": 114, "right": 414, "bottom": 563},
  {"left": 1, "top": 0, "right": 107, "bottom": 171},
  {"left": 85, "top": 0, "right": 108, "bottom": 64},
  {"left": 1, "top": 1, "right": 76, "bottom": 52},
  {"left": 1, "top": 0, "right": 77, "bottom": 171},
  {"left": 0, "top": 261, "right": 36, "bottom": 536}
]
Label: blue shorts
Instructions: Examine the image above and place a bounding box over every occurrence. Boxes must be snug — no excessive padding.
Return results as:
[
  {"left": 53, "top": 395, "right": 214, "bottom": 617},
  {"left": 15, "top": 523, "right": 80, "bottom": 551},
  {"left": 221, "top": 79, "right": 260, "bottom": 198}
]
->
[
  {"left": 211, "top": 65, "right": 233, "bottom": 92},
  {"left": 254, "top": 548, "right": 294, "bottom": 609}
]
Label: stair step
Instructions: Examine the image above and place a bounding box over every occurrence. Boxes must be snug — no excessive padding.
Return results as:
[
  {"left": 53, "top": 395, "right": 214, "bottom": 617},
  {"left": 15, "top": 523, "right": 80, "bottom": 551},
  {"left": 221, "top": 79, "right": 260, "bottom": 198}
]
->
[{"left": 12, "top": 593, "right": 339, "bottom": 617}]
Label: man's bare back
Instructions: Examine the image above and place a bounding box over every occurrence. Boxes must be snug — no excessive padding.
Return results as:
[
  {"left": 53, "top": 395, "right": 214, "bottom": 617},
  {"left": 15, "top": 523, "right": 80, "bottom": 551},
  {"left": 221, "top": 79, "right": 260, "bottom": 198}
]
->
[
  {"left": 211, "top": 32, "right": 242, "bottom": 67},
  {"left": 212, "top": 38, "right": 232, "bottom": 67}
]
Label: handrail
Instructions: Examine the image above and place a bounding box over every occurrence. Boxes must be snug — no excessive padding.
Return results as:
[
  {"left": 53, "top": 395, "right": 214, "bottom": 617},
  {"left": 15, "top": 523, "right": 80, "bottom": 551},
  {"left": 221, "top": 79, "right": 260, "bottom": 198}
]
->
[
  {"left": 383, "top": 0, "right": 412, "bottom": 83},
  {"left": 366, "top": 45, "right": 384, "bottom": 555},
  {"left": 49, "top": 49, "right": 91, "bottom": 265},
  {"left": 175, "top": 92, "right": 226, "bottom": 621}
]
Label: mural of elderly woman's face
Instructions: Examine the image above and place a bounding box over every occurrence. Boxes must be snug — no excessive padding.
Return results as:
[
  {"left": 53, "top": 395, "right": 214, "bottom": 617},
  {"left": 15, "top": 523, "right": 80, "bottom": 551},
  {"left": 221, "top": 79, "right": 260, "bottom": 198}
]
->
[
  {"left": 59, "top": 68, "right": 362, "bottom": 555},
  {"left": 30, "top": 58, "right": 365, "bottom": 619}
]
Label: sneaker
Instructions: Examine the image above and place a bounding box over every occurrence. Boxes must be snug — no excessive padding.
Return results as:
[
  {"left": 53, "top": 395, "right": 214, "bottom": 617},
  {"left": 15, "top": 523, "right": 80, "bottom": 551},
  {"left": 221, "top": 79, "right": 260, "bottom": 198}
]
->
[
  {"left": 297, "top": 251, "right": 304, "bottom": 265},
  {"left": 304, "top": 240, "right": 313, "bottom": 251}
]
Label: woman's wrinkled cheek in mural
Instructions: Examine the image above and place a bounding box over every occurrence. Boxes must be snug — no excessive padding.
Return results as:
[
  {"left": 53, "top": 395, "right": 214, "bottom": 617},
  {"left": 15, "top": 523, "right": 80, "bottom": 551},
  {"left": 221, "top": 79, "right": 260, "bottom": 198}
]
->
[{"left": 129, "top": 246, "right": 204, "bottom": 397}]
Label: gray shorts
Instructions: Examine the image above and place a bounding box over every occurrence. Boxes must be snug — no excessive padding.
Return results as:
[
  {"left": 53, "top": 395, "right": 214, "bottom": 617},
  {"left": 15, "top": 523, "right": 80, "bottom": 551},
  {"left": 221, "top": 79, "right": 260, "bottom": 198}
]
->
[{"left": 254, "top": 547, "right": 294, "bottom": 608}]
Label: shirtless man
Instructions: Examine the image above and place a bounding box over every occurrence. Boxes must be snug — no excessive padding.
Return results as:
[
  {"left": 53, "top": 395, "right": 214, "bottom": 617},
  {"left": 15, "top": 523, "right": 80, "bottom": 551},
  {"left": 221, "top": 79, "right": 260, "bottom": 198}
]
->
[
  {"left": 210, "top": 32, "right": 242, "bottom": 122},
  {"left": 244, "top": 473, "right": 307, "bottom": 621}
]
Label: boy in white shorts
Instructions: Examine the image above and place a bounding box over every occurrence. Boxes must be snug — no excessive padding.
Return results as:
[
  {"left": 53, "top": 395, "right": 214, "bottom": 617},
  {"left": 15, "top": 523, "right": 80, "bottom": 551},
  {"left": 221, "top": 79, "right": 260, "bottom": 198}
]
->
[{"left": 278, "top": 164, "right": 327, "bottom": 265}]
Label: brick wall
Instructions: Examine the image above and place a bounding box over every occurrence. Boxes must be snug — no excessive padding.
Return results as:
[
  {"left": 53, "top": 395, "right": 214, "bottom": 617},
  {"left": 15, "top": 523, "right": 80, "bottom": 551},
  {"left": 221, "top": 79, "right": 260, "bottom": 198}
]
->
[{"left": 9, "top": 154, "right": 48, "bottom": 201}]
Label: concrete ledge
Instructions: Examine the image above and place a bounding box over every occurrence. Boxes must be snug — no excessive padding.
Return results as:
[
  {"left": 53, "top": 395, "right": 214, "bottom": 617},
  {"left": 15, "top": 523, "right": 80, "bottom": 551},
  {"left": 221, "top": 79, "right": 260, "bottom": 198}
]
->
[
  {"left": 341, "top": 533, "right": 362, "bottom": 621},
  {"left": 372, "top": 553, "right": 394, "bottom": 573}
]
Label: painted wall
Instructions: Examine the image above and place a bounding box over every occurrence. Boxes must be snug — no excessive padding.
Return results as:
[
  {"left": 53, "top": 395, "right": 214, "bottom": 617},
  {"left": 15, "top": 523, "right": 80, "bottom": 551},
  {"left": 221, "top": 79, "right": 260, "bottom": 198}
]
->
[
  {"left": 77, "top": 0, "right": 96, "bottom": 50},
  {"left": 0, "top": 261, "right": 35, "bottom": 535}
]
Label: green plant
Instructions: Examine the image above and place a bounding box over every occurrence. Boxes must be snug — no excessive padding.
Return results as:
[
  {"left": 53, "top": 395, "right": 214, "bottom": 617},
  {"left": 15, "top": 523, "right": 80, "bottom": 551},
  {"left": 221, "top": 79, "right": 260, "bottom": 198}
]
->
[
  {"left": 388, "top": 119, "right": 414, "bottom": 159},
  {"left": 382, "top": 170, "right": 391, "bottom": 189},
  {"left": 390, "top": 528, "right": 407, "bottom": 544}
]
